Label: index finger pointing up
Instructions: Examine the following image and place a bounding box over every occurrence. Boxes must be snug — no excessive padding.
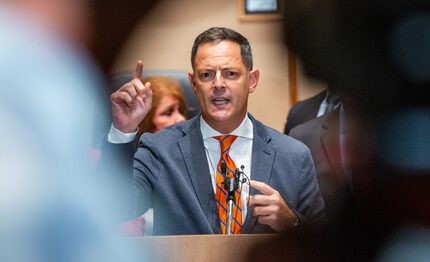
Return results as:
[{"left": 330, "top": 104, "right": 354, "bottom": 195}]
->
[
  {"left": 250, "top": 180, "right": 276, "bottom": 195},
  {"left": 133, "top": 60, "right": 143, "bottom": 79}
]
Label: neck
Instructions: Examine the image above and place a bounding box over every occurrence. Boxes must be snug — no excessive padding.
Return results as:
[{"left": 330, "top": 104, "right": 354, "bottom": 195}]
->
[{"left": 203, "top": 114, "right": 247, "bottom": 134}]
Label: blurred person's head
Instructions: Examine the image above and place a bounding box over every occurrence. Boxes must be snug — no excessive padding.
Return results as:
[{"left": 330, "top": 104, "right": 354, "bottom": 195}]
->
[
  {"left": 3, "top": 0, "right": 158, "bottom": 73},
  {"left": 283, "top": 0, "right": 430, "bottom": 116},
  {"left": 138, "top": 76, "right": 186, "bottom": 135},
  {"left": 188, "top": 27, "right": 259, "bottom": 134}
]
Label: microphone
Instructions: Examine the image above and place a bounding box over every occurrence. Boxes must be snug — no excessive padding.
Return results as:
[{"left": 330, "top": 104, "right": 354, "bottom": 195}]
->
[
  {"left": 222, "top": 161, "right": 240, "bottom": 235},
  {"left": 220, "top": 162, "right": 248, "bottom": 234},
  {"left": 222, "top": 162, "right": 238, "bottom": 203}
]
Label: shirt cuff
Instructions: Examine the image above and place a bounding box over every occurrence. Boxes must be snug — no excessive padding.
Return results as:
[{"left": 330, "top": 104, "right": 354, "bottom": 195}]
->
[{"left": 107, "top": 123, "right": 138, "bottom": 144}]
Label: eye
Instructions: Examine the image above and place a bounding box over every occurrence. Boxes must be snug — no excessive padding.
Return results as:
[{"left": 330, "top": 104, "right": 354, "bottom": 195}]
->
[
  {"left": 222, "top": 70, "right": 239, "bottom": 80},
  {"left": 199, "top": 71, "right": 215, "bottom": 81},
  {"left": 162, "top": 108, "right": 174, "bottom": 116}
]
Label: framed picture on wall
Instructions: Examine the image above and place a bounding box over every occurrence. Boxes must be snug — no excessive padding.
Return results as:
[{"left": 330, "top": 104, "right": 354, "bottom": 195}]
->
[{"left": 237, "top": 0, "right": 284, "bottom": 22}]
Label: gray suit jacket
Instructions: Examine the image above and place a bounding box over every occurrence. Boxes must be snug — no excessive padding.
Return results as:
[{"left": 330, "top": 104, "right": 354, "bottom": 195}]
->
[{"left": 132, "top": 114, "right": 325, "bottom": 235}]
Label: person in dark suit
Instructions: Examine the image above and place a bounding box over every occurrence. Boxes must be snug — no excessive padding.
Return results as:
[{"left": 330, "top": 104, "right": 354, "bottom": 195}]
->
[
  {"left": 284, "top": 89, "right": 326, "bottom": 134},
  {"left": 102, "top": 27, "right": 325, "bottom": 235},
  {"left": 284, "top": 89, "right": 341, "bottom": 135},
  {"left": 289, "top": 108, "right": 344, "bottom": 217},
  {"left": 289, "top": 98, "right": 375, "bottom": 218}
]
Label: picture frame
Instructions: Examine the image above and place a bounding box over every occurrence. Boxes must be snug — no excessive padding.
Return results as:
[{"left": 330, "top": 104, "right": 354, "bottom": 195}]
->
[{"left": 237, "top": 0, "right": 284, "bottom": 22}]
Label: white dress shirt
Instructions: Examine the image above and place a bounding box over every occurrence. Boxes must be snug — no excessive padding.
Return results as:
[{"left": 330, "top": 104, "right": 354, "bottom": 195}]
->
[
  {"left": 317, "top": 91, "right": 341, "bottom": 117},
  {"left": 317, "top": 94, "right": 329, "bottom": 117},
  {"left": 108, "top": 124, "right": 138, "bottom": 143},
  {"left": 200, "top": 114, "right": 253, "bottom": 224}
]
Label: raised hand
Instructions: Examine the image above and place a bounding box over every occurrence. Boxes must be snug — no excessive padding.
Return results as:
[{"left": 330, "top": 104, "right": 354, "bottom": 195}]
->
[
  {"left": 248, "top": 180, "right": 298, "bottom": 232},
  {"left": 111, "top": 60, "right": 152, "bottom": 133}
]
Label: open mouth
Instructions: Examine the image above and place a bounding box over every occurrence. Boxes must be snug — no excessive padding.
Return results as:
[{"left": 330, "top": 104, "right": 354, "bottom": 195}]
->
[{"left": 212, "top": 97, "right": 230, "bottom": 105}]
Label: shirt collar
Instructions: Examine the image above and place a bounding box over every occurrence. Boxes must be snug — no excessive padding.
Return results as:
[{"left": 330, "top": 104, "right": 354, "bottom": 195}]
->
[{"left": 200, "top": 113, "right": 254, "bottom": 140}]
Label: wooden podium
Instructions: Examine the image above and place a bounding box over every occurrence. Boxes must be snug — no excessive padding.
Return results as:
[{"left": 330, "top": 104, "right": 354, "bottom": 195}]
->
[{"left": 126, "top": 234, "right": 276, "bottom": 262}]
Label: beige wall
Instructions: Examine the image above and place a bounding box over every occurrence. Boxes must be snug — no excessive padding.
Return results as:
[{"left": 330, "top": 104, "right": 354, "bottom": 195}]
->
[{"left": 112, "top": 0, "right": 323, "bottom": 132}]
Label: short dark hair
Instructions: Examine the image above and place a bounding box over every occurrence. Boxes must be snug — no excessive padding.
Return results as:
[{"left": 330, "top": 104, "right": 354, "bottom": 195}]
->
[{"left": 191, "top": 27, "right": 253, "bottom": 71}]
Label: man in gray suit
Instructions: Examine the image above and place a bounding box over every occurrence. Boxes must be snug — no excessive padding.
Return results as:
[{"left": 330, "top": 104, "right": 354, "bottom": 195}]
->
[{"left": 105, "top": 27, "right": 325, "bottom": 235}]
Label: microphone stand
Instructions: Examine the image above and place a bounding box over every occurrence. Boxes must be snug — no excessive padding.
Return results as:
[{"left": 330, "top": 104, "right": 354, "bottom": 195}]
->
[
  {"left": 225, "top": 175, "right": 238, "bottom": 235},
  {"left": 223, "top": 164, "right": 245, "bottom": 235}
]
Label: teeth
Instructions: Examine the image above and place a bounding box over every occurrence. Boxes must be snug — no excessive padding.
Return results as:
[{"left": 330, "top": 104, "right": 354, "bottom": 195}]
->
[{"left": 212, "top": 98, "right": 228, "bottom": 105}]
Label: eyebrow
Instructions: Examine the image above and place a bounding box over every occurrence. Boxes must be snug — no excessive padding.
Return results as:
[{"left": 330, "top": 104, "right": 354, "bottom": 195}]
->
[{"left": 197, "top": 66, "right": 241, "bottom": 71}]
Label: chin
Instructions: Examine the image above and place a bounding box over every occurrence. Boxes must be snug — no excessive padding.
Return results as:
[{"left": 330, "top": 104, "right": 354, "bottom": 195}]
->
[{"left": 208, "top": 111, "right": 231, "bottom": 123}]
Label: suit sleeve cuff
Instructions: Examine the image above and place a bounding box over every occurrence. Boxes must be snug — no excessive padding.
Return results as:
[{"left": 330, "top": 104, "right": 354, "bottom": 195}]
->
[{"left": 107, "top": 123, "right": 138, "bottom": 144}]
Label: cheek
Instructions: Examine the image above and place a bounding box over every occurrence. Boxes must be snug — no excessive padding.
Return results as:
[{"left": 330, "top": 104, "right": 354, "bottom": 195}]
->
[
  {"left": 194, "top": 84, "right": 209, "bottom": 98},
  {"left": 152, "top": 115, "right": 165, "bottom": 132},
  {"left": 231, "top": 84, "right": 249, "bottom": 101},
  {"left": 152, "top": 115, "right": 176, "bottom": 131}
]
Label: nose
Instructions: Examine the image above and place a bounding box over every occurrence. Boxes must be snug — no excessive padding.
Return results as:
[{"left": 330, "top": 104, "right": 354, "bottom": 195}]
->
[{"left": 213, "top": 71, "right": 225, "bottom": 89}]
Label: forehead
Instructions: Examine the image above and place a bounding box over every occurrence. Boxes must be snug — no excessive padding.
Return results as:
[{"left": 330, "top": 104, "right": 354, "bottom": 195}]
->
[
  {"left": 194, "top": 40, "right": 244, "bottom": 68},
  {"left": 156, "top": 94, "right": 179, "bottom": 108}
]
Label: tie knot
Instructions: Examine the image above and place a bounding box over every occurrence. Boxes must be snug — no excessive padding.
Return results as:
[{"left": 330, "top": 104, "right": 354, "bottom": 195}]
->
[
  {"left": 325, "top": 92, "right": 341, "bottom": 113},
  {"left": 213, "top": 135, "right": 238, "bottom": 153},
  {"left": 327, "top": 92, "right": 341, "bottom": 104}
]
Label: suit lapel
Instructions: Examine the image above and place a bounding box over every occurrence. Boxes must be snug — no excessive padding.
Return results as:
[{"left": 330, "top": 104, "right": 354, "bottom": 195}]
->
[
  {"left": 320, "top": 109, "right": 345, "bottom": 182},
  {"left": 242, "top": 117, "right": 275, "bottom": 233},
  {"left": 177, "top": 118, "right": 219, "bottom": 234}
]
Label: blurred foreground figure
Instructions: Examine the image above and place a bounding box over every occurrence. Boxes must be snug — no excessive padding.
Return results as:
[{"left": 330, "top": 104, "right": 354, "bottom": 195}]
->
[
  {"left": 247, "top": 0, "right": 430, "bottom": 260},
  {"left": 0, "top": 1, "right": 156, "bottom": 261}
]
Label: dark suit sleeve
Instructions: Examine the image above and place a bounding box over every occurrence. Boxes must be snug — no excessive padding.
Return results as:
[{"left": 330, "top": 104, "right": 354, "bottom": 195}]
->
[{"left": 295, "top": 148, "right": 326, "bottom": 223}]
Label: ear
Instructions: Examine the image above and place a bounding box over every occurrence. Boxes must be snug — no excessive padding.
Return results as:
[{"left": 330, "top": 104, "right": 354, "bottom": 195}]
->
[
  {"left": 248, "top": 69, "right": 260, "bottom": 94},
  {"left": 188, "top": 72, "right": 196, "bottom": 93}
]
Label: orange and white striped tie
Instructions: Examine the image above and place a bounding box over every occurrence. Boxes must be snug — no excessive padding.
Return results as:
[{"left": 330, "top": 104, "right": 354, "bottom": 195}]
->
[{"left": 213, "top": 135, "right": 242, "bottom": 234}]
